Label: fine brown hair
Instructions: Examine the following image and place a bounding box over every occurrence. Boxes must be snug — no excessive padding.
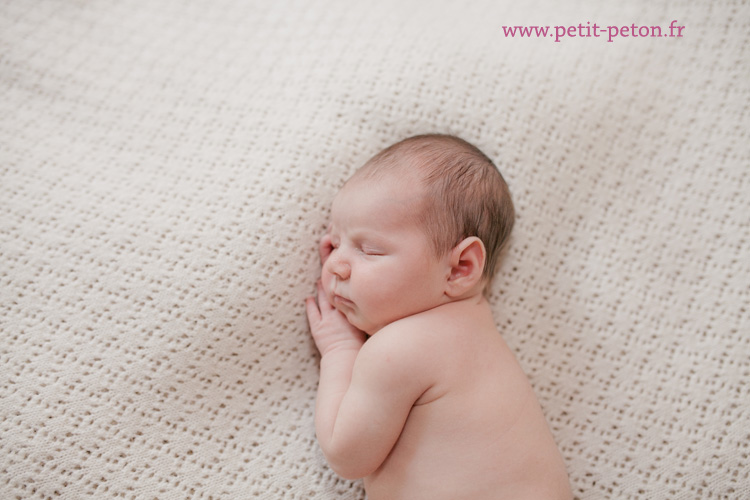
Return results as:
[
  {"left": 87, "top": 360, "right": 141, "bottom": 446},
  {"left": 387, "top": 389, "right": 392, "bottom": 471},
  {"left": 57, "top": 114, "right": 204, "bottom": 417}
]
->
[{"left": 350, "top": 134, "right": 515, "bottom": 281}]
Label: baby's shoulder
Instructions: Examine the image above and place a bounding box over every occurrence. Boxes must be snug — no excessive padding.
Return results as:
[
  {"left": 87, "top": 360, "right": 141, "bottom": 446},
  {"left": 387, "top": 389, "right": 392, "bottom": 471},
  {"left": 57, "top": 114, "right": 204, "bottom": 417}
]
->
[
  {"left": 359, "top": 312, "right": 449, "bottom": 366},
  {"left": 363, "top": 315, "right": 429, "bottom": 354},
  {"left": 364, "top": 306, "right": 472, "bottom": 359},
  {"left": 352, "top": 316, "right": 444, "bottom": 394}
]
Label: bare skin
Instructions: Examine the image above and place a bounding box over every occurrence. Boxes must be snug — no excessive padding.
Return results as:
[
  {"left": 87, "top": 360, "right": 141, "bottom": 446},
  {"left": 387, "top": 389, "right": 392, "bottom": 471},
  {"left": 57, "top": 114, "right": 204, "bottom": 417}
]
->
[{"left": 305, "top": 174, "right": 572, "bottom": 499}]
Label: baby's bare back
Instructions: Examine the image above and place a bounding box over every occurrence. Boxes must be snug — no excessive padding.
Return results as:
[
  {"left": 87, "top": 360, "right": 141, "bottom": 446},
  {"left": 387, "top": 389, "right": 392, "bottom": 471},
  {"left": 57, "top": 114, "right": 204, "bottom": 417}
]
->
[{"left": 364, "top": 297, "right": 572, "bottom": 500}]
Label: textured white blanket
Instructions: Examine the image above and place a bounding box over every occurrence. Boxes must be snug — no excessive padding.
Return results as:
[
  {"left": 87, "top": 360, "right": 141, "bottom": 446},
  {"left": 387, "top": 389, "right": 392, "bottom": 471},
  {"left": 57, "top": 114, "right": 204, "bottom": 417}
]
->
[{"left": 1, "top": 1, "right": 748, "bottom": 498}]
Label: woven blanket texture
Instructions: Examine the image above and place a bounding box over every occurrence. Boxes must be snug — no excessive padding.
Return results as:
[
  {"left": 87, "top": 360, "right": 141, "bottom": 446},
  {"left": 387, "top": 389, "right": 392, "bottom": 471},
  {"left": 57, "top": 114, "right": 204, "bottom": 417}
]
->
[{"left": 1, "top": 0, "right": 748, "bottom": 498}]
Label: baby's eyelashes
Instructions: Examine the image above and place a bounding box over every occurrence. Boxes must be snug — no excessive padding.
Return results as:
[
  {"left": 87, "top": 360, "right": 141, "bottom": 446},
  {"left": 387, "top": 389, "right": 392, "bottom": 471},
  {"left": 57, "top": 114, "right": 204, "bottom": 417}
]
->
[
  {"left": 328, "top": 233, "right": 384, "bottom": 256},
  {"left": 359, "top": 246, "right": 384, "bottom": 256}
]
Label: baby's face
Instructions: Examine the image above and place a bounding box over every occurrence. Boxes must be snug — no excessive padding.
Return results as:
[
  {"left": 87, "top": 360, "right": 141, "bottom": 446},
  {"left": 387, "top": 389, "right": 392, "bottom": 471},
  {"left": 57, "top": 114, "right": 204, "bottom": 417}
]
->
[{"left": 323, "top": 174, "right": 450, "bottom": 335}]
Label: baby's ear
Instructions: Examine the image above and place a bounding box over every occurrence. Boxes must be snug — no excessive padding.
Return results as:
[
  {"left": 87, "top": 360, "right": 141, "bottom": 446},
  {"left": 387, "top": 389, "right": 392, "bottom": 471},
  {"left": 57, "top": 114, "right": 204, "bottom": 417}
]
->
[{"left": 445, "top": 237, "right": 486, "bottom": 297}]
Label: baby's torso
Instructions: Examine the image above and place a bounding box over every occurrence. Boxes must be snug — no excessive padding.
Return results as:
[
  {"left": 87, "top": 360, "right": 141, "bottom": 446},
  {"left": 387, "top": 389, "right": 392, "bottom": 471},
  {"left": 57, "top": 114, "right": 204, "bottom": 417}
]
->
[{"left": 364, "top": 298, "right": 572, "bottom": 500}]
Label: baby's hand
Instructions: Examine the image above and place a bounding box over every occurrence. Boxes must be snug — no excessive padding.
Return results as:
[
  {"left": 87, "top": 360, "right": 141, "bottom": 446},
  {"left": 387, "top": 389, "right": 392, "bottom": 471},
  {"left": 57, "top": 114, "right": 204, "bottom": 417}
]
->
[{"left": 306, "top": 281, "right": 366, "bottom": 357}]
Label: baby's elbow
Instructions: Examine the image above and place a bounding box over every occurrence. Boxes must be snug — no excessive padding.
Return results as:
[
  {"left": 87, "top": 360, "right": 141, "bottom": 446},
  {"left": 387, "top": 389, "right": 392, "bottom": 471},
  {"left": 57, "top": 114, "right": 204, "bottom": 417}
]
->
[
  {"left": 328, "top": 458, "right": 376, "bottom": 480},
  {"left": 323, "top": 444, "right": 380, "bottom": 480},
  {"left": 329, "top": 463, "right": 362, "bottom": 480}
]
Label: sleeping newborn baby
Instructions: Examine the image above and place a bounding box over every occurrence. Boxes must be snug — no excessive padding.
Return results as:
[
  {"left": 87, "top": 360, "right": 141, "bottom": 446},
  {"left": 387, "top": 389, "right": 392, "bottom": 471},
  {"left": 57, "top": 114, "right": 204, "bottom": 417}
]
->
[{"left": 305, "top": 134, "right": 572, "bottom": 499}]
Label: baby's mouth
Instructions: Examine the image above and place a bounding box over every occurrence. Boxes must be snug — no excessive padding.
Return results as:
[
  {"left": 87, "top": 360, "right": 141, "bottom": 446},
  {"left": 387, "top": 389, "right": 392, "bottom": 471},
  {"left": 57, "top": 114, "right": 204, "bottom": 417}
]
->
[{"left": 333, "top": 294, "right": 354, "bottom": 308}]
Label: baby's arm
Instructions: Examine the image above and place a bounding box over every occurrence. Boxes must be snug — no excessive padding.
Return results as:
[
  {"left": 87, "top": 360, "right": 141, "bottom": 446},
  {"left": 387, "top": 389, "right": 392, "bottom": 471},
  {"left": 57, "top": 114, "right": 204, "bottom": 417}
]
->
[
  {"left": 321, "top": 329, "right": 430, "bottom": 479},
  {"left": 305, "top": 282, "right": 367, "bottom": 473},
  {"left": 305, "top": 291, "right": 429, "bottom": 479}
]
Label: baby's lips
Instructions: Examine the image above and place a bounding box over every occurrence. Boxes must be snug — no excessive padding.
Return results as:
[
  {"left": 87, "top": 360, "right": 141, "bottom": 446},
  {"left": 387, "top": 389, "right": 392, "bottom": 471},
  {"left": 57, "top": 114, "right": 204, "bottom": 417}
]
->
[{"left": 332, "top": 294, "right": 354, "bottom": 308}]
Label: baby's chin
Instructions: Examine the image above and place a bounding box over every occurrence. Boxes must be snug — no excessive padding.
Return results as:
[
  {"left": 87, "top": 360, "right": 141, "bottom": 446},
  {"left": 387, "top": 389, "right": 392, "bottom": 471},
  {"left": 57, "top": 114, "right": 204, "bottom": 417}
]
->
[
  {"left": 339, "top": 310, "right": 375, "bottom": 337},
  {"left": 339, "top": 308, "right": 360, "bottom": 327}
]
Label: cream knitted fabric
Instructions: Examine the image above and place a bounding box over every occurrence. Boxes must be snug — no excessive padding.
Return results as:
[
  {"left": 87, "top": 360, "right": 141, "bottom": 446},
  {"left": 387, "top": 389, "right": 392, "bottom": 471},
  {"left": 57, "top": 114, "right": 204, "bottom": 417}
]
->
[{"left": 1, "top": 1, "right": 748, "bottom": 498}]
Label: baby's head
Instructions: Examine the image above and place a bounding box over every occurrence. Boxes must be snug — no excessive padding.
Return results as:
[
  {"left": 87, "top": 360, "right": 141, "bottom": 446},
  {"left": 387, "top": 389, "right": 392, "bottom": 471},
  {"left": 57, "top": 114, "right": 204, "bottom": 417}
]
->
[
  {"left": 348, "top": 134, "right": 514, "bottom": 282},
  {"left": 324, "top": 134, "right": 514, "bottom": 333}
]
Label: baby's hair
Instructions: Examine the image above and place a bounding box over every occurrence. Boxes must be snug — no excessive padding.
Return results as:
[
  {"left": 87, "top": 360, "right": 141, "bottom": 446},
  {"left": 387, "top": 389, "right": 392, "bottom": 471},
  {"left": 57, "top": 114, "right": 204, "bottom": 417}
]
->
[{"left": 350, "top": 134, "right": 515, "bottom": 281}]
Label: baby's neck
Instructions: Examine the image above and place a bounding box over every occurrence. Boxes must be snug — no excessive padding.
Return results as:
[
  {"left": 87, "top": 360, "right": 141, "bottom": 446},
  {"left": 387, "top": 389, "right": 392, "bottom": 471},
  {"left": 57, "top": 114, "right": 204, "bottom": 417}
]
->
[{"left": 443, "top": 282, "right": 487, "bottom": 304}]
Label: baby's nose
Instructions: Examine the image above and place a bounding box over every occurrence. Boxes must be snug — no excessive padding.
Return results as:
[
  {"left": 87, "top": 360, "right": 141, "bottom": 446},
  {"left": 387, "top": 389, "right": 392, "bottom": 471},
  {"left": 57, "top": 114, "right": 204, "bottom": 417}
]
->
[{"left": 326, "top": 252, "right": 351, "bottom": 280}]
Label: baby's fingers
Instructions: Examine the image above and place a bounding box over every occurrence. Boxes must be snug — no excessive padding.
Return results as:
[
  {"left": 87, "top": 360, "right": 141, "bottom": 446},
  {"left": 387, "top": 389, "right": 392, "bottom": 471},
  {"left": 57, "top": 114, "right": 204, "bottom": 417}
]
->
[
  {"left": 305, "top": 296, "right": 321, "bottom": 327},
  {"left": 315, "top": 280, "right": 333, "bottom": 310}
]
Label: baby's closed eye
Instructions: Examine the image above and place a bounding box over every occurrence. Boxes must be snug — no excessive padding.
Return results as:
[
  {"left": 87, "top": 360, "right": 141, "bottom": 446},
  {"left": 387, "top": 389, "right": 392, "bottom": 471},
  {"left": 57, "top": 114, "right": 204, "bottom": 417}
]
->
[{"left": 359, "top": 245, "right": 384, "bottom": 256}]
